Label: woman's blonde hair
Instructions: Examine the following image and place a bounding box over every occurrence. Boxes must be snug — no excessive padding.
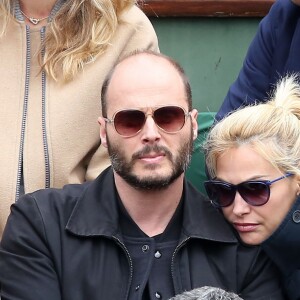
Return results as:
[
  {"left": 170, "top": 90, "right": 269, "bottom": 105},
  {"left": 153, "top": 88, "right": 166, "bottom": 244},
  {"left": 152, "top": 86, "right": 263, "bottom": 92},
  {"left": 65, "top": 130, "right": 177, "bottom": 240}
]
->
[
  {"left": 204, "top": 74, "right": 300, "bottom": 179},
  {"left": 0, "top": 0, "right": 135, "bottom": 81}
]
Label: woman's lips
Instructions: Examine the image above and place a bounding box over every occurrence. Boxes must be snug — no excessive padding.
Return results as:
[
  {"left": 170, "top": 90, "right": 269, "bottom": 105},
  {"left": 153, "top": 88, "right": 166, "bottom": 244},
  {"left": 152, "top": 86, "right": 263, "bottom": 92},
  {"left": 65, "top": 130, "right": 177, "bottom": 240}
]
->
[{"left": 233, "top": 222, "right": 259, "bottom": 232}]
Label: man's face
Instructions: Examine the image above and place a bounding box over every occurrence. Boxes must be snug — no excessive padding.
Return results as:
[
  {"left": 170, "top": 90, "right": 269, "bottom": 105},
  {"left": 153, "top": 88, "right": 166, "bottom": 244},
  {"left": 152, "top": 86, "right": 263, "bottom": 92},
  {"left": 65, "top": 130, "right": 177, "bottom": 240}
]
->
[
  {"left": 106, "top": 124, "right": 194, "bottom": 190},
  {"left": 99, "top": 54, "right": 198, "bottom": 190}
]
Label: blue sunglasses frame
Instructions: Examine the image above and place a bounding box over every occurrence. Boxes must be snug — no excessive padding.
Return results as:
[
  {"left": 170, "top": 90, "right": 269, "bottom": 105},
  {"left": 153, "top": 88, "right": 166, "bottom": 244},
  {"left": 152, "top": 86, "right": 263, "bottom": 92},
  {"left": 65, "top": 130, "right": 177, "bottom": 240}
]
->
[{"left": 204, "top": 173, "right": 293, "bottom": 207}]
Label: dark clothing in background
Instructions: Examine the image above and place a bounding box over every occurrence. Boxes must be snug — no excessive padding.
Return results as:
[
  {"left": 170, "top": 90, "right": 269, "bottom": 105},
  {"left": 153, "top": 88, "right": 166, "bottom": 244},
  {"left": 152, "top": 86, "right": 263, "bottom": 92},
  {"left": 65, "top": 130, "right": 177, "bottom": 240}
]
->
[{"left": 216, "top": 0, "right": 300, "bottom": 121}]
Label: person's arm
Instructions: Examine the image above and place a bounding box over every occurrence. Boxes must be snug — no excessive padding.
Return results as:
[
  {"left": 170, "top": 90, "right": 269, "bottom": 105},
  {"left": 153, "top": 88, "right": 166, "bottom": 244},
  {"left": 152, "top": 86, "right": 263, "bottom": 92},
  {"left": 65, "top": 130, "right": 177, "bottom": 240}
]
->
[
  {"left": 215, "top": 0, "right": 286, "bottom": 121},
  {"left": 0, "top": 195, "right": 61, "bottom": 300}
]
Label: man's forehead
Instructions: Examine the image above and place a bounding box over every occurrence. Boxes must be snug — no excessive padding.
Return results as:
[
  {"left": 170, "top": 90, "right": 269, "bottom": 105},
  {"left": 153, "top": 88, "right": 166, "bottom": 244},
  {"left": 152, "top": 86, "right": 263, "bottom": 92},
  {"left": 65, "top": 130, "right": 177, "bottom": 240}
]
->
[{"left": 104, "top": 53, "right": 188, "bottom": 113}]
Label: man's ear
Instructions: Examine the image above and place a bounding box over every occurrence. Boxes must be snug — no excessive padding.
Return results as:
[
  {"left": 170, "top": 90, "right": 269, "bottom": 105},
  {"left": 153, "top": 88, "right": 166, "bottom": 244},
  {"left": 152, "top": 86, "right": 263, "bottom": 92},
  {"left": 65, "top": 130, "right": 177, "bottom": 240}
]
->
[
  {"left": 98, "top": 117, "right": 108, "bottom": 148},
  {"left": 190, "top": 109, "right": 198, "bottom": 141}
]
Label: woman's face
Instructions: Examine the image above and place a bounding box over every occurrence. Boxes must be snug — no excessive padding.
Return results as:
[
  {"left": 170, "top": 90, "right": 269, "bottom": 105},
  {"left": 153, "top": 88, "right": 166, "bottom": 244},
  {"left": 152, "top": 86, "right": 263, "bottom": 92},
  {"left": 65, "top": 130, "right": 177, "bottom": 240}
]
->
[{"left": 216, "top": 144, "right": 300, "bottom": 245}]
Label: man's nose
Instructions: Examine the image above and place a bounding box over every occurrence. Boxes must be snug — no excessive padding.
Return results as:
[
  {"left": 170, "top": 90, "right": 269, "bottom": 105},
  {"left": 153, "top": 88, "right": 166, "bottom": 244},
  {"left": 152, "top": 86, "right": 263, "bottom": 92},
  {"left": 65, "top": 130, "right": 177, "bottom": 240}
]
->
[{"left": 140, "top": 115, "right": 161, "bottom": 143}]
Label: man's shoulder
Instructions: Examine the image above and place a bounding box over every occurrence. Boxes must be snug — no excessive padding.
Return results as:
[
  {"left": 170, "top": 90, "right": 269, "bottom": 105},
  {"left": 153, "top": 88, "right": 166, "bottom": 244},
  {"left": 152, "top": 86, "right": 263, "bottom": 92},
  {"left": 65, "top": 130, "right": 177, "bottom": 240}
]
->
[
  {"left": 20, "top": 167, "right": 113, "bottom": 214},
  {"left": 16, "top": 181, "right": 91, "bottom": 218}
]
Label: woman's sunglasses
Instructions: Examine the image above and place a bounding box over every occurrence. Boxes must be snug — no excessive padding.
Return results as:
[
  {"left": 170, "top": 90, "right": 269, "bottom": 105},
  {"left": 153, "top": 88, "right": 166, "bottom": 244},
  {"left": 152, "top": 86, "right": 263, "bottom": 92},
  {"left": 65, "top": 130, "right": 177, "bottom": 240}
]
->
[
  {"left": 204, "top": 173, "right": 293, "bottom": 208},
  {"left": 104, "top": 105, "right": 191, "bottom": 137}
]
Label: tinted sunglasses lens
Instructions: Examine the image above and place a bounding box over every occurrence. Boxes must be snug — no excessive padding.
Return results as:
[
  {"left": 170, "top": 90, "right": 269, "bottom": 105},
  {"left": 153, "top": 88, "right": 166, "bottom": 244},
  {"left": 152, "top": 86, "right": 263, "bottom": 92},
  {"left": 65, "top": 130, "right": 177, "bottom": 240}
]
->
[
  {"left": 154, "top": 106, "right": 186, "bottom": 133},
  {"left": 238, "top": 182, "right": 270, "bottom": 206},
  {"left": 204, "top": 182, "right": 236, "bottom": 207},
  {"left": 114, "top": 110, "right": 145, "bottom": 136}
]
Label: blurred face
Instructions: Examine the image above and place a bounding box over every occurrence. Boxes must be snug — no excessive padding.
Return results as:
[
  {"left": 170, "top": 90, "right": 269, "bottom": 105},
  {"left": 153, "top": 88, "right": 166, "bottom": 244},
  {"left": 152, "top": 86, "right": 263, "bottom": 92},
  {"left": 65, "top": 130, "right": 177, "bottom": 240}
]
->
[
  {"left": 99, "top": 54, "right": 198, "bottom": 190},
  {"left": 292, "top": 0, "right": 300, "bottom": 6},
  {"left": 216, "top": 144, "right": 300, "bottom": 245}
]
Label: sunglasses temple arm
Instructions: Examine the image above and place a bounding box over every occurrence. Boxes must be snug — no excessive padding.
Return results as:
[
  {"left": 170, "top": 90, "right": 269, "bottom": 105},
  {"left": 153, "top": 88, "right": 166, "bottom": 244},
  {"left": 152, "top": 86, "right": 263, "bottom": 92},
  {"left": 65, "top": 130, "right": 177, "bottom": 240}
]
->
[{"left": 270, "top": 173, "right": 293, "bottom": 184}]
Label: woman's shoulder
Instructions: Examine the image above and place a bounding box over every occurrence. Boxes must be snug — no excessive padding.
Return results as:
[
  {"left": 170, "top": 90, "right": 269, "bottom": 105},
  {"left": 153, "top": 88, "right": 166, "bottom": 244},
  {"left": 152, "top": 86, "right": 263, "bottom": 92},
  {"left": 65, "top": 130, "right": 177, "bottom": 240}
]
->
[
  {"left": 116, "top": 5, "right": 159, "bottom": 52},
  {"left": 120, "top": 5, "right": 153, "bottom": 25}
]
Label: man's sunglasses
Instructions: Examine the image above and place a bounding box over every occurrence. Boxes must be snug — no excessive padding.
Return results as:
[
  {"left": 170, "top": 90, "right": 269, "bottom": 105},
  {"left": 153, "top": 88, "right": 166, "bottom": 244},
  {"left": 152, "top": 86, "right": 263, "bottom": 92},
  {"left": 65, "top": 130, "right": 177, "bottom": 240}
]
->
[
  {"left": 104, "top": 105, "right": 191, "bottom": 137},
  {"left": 204, "top": 173, "right": 293, "bottom": 208}
]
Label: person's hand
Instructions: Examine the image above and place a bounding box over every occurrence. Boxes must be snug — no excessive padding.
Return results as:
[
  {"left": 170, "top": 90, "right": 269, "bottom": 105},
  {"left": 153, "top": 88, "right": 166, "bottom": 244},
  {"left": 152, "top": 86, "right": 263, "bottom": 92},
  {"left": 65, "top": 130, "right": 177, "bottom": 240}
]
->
[{"left": 292, "top": 0, "right": 300, "bottom": 6}]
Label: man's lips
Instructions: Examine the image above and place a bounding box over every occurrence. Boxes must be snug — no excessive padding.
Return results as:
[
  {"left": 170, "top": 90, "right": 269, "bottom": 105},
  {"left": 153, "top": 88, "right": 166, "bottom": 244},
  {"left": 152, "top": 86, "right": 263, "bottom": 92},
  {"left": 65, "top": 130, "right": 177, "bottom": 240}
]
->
[
  {"left": 139, "top": 152, "right": 165, "bottom": 163},
  {"left": 233, "top": 222, "right": 259, "bottom": 232}
]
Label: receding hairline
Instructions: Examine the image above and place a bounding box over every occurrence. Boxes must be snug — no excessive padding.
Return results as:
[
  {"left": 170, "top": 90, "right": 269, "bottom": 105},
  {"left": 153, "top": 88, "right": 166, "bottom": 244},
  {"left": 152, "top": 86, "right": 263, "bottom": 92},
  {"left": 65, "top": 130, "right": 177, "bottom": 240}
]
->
[
  {"left": 108, "top": 51, "right": 185, "bottom": 90},
  {"left": 101, "top": 50, "right": 192, "bottom": 116}
]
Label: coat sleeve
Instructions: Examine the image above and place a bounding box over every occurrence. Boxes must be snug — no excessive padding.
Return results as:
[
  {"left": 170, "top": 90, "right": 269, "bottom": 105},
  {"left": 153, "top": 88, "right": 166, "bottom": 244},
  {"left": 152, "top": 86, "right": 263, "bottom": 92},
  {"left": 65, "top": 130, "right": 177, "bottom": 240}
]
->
[
  {"left": 0, "top": 195, "right": 62, "bottom": 300},
  {"left": 215, "top": 0, "right": 285, "bottom": 121}
]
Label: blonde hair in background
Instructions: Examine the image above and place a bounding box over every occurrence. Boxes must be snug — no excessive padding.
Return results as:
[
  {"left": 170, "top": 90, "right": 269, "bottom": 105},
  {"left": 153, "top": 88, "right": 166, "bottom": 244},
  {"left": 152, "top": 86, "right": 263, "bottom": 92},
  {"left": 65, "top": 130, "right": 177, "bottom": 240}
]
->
[
  {"left": 0, "top": 0, "right": 135, "bottom": 81},
  {"left": 0, "top": 0, "right": 10, "bottom": 36},
  {"left": 204, "top": 74, "right": 300, "bottom": 179}
]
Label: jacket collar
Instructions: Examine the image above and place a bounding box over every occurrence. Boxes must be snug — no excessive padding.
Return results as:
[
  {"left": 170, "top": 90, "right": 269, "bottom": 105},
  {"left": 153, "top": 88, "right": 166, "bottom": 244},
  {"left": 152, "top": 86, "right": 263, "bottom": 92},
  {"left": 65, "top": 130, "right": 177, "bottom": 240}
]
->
[
  {"left": 262, "top": 196, "right": 300, "bottom": 275},
  {"left": 66, "top": 167, "right": 237, "bottom": 244}
]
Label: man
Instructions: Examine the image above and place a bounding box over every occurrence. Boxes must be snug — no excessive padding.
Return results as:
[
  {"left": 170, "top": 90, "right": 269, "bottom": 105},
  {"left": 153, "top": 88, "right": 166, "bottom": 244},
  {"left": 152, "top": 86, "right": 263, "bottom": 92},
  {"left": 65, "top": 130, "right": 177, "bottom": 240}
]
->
[{"left": 0, "top": 51, "right": 285, "bottom": 299}]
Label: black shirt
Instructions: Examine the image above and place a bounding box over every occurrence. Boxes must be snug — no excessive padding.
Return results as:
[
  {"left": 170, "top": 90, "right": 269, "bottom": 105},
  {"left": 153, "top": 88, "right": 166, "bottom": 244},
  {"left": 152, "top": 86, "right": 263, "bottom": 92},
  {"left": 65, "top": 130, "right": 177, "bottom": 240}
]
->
[{"left": 118, "top": 197, "right": 183, "bottom": 300}]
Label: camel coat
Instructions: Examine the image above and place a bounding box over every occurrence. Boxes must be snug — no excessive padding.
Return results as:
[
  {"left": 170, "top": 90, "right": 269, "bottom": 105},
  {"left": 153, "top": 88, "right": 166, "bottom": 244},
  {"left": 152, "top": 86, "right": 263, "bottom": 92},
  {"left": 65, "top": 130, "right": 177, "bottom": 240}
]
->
[{"left": 0, "top": 4, "right": 159, "bottom": 237}]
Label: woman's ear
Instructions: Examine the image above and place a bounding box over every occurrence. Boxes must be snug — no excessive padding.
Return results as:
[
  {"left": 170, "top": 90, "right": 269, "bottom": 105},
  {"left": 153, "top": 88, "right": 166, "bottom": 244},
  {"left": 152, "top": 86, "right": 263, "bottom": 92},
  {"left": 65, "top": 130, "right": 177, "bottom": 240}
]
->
[{"left": 98, "top": 117, "right": 108, "bottom": 148}]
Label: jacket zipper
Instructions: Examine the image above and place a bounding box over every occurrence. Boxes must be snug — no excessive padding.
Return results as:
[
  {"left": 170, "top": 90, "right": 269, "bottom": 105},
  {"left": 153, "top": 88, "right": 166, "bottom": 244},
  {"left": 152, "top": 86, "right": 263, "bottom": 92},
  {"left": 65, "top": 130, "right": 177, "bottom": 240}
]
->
[
  {"left": 112, "top": 236, "right": 133, "bottom": 299},
  {"left": 15, "top": 25, "right": 31, "bottom": 201},
  {"left": 171, "top": 236, "right": 190, "bottom": 293},
  {"left": 15, "top": 26, "right": 50, "bottom": 201},
  {"left": 40, "top": 27, "right": 50, "bottom": 188}
]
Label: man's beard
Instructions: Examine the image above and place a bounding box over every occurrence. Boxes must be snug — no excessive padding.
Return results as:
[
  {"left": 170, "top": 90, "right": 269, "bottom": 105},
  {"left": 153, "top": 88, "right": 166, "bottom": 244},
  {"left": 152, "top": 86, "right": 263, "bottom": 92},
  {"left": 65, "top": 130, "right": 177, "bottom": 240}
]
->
[{"left": 107, "top": 131, "right": 193, "bottom": 191}]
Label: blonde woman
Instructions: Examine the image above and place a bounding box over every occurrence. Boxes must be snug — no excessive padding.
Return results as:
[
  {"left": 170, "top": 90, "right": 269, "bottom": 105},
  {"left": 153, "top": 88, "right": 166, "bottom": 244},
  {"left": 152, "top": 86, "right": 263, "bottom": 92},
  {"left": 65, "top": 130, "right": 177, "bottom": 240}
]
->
[
  {"left": 204, "top": 75, "right": 300, "bottom": 299},
  {"left": 0, "top": 0, "right": 158, "bottom": 237}
]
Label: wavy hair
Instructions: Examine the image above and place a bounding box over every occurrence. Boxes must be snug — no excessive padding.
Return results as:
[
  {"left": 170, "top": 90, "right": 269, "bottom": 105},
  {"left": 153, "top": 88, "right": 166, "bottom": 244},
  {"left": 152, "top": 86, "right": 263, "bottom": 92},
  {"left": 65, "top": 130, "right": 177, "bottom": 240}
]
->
[
  {"left": 204, "top": 74, "right": 300, "bottom": 179},
  {"left": 0, "top": 0, "right": 135, "bottom": 81},
  {"left": 0, "top": 0, "right": 11, "bottom": 36}
]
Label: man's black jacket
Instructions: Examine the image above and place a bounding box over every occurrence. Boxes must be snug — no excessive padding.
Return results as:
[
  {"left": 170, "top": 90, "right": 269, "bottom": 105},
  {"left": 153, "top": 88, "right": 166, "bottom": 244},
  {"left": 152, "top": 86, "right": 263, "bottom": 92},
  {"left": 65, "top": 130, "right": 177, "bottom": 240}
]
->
[{"left": 0, "top": 168, "right": 285, "bottom": 299}]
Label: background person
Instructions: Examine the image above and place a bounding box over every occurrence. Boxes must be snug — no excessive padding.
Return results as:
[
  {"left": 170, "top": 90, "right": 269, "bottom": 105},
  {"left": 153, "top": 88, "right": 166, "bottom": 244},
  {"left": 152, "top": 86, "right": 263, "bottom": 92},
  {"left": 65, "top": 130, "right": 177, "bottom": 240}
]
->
[
  {"left": 216, "top": 0, "right": 300, "bottom": 121},
  {"left": 0, "top": 50, "right": 285, "bottom": 299},
  {"left": 0, "top": 0, "right": 158, "bottom": 238},
  {"left": 204, "top": 75, "right": 300, "bottom": 300},
  {"left": 169, "top": 286, "right": 243, "bottom": 300}
]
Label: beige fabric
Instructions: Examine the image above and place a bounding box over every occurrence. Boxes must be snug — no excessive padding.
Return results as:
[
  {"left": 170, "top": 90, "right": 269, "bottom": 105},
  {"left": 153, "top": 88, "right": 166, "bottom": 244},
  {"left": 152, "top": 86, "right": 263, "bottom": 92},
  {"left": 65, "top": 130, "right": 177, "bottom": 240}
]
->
[{"left": 0, "top": 5, "right": 159, "bottom": 237}]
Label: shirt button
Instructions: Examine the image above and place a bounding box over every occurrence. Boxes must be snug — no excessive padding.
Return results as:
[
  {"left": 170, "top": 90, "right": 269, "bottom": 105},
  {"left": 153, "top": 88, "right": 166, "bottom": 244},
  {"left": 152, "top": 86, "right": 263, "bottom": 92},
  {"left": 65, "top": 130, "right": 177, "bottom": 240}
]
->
[
  {"left": 155, "top": 292, "right": 162, "bottom": 299},
  {"left": 142, "top": 245, "right": 149, "bottom": 252},
  {"left": 292, "top": 210, "right": 300, "bottom": 223},
  {"left": 154, "top": 250, "right": 162, "bottom": 258},
  {"left": 135, "top": 285, "right": 140, "bottom": 291}
]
